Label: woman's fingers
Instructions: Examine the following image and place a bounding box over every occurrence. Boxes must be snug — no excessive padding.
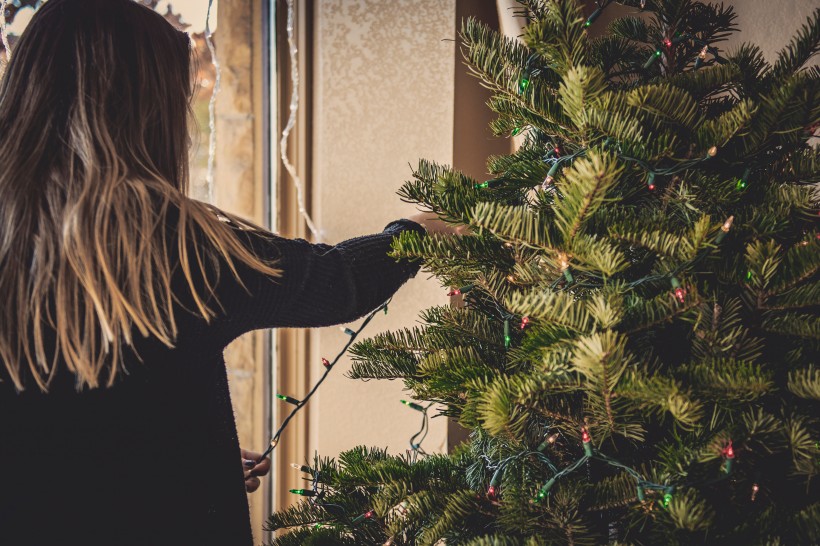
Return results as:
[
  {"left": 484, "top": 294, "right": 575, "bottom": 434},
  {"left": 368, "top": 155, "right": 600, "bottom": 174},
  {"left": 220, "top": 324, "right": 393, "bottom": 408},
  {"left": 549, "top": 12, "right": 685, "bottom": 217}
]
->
[
  {"left": 240, "top": 448, "right": 271, "bottom": 477},
  {"left": 245, "top": 476, "right": 261, "bottom": 493},
  {"left": 250, "top": 455, "right": 271, "bottom": 477},
  {"left": 243, "top": 467, "right": 261, "bottom": 492},
  {"left": 240, "top": 447, "right": 271, "bottom": 492}
]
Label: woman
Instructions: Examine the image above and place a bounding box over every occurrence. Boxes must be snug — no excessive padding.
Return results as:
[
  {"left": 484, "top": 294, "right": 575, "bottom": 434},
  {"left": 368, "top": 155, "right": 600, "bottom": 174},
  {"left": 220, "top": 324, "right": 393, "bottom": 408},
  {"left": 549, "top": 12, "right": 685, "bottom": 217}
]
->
[{"left": 0, "top": 0, "right": 457, "bottom": 543}]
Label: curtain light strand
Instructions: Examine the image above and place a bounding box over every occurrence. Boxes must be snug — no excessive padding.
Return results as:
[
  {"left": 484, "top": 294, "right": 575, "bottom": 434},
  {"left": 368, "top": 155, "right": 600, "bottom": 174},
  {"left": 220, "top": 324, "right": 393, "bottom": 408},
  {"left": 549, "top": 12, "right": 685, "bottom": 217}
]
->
[
  {"left": 204, "top": 0, "right": 221, "bottom": 205},
  {"left": 281, "top": 0, "right": 321, "bottom": 241}
]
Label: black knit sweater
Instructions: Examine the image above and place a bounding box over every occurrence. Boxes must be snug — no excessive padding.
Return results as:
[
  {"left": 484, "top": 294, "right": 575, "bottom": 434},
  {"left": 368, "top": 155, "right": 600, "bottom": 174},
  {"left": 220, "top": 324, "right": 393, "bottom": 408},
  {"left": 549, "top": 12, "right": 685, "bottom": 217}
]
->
[{"left": 0, "top": 218, "right": 424, "bottom": 545}]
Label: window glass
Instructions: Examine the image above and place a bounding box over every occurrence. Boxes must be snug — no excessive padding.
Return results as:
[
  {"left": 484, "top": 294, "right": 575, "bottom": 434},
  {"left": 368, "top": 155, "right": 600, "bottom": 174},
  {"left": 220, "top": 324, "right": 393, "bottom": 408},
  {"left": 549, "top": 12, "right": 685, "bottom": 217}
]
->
[{"left": 1, "top": 0, "right": 219, "bottom": 201}]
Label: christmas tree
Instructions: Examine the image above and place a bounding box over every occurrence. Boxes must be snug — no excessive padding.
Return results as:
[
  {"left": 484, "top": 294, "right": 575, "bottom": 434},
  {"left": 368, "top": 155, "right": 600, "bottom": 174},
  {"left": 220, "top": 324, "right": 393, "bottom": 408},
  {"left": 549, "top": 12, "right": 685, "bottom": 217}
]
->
[{"left": 267, "top": 0, "right": 819, "bottom": 543}]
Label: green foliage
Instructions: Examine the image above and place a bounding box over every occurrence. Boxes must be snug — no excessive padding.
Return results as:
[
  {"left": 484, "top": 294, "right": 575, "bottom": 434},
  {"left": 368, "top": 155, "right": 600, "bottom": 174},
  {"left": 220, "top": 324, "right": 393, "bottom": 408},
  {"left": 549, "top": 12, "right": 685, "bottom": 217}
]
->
[{"left": 269, "top": 1, "right": 819, "bottom": 544}]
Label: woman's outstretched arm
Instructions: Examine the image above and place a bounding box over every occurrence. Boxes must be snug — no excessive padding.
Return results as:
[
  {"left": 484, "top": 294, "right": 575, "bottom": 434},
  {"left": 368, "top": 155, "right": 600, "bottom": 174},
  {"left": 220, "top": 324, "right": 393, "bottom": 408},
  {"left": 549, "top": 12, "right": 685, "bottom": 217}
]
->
[{"left": 208, "top": 219, "right": 426, "bottom": 343}]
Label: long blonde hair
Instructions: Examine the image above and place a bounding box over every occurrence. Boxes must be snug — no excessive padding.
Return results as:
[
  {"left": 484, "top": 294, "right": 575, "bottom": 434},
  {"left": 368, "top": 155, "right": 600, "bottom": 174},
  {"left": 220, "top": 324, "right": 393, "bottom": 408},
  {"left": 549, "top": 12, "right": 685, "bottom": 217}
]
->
[{"left": 0, "top": 0, "right": 280, "bottom": 392}]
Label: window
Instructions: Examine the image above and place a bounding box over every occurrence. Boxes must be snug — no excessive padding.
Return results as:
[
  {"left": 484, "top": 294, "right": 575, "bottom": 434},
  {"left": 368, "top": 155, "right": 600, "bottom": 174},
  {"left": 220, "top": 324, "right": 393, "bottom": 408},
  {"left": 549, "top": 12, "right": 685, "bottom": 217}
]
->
[{"left": 1, "top": 0, "right": 220, "bottom": 199}]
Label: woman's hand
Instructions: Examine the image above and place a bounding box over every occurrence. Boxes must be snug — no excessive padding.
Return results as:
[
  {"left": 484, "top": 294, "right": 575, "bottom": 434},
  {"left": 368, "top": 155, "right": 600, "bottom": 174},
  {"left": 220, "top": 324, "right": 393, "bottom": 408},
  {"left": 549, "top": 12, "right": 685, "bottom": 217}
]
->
[
  {"left": 240, "top": 448, "right": 271, "bottom": 493},
  {"left": 408, "top": 212, "right": 470, "bottom": 236}
]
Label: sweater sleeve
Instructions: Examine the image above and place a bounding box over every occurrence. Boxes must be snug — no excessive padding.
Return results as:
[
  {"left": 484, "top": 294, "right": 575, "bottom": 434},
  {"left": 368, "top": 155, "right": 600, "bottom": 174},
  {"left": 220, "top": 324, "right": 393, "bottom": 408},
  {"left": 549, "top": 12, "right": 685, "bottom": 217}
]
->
[{"left": 209, "top": 219, "right": 425, "bottom": 343}]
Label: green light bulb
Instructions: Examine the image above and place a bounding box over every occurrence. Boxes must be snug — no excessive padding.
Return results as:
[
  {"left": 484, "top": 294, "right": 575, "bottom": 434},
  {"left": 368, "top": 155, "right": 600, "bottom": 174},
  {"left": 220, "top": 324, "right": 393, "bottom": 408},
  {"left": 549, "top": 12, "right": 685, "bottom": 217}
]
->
[
  {"left": 504, "top": 319, "right": 511, "bottom": 348},
  {"left": 736, "top": 167, "right": 751, "bottom": 191},
  {"left": 663, "top": 492, "right": 673, "bottom": 506},
  {"left": 276, "top": 394, "right": 300, "bottom": 405},
  {"left": 585, "top": 7, "right": 602, "bottom": 26},
  {"left": 401, "top": 400, "right": 426, "bottom": 412},
  {"left": 534, "top": 478, "right": 556, "bottom": 502},
  {"left": 518, "top": 76, "right": 530, "bottom": 94},
  {"left": 290, "top": 488, "right": 316, "bottom": 497}
]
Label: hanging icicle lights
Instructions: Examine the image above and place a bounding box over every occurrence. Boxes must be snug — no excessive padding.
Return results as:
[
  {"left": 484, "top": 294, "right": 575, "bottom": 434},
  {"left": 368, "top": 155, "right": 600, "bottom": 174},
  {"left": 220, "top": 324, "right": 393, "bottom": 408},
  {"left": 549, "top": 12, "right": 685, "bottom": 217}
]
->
[
  {"left": 204, "top": 0, "right": 221, "bottom": 205},
  {"left": 280, "top": 0, "right": 321, "bottom": 240}
]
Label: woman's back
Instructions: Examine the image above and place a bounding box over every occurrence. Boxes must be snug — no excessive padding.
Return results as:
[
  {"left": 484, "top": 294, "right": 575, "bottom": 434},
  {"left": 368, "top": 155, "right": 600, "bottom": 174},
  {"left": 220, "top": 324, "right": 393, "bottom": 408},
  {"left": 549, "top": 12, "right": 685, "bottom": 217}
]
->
[
  {"left": 0, "top": 213, "right": 251, "bottom": 544},
  {"left": 0, "top": 333, "right": 248, "bottom": 544},
  {"left": 0, "top": 209, "right": 425, "bottom": 544}
]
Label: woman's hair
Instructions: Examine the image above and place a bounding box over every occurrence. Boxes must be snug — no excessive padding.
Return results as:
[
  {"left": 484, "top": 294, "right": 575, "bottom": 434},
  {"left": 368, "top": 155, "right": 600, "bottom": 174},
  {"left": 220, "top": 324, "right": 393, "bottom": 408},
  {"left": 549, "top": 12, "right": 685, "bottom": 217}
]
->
[{"left": 0, "top": 0, "right": 280, "bottom": 392}]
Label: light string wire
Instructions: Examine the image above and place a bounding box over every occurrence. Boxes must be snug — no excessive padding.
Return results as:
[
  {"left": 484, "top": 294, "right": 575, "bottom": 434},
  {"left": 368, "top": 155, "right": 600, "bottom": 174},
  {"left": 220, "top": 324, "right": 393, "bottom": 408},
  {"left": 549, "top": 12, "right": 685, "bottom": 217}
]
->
[
  {"left": 488, "top": 438, "right": 733, "bottom": 507},
  {"left": 204, "top": 0, "right": 220, "bottom": 205},
  {"left": 583, "top": 1, "right": 727, "bottom": 67},
  {"left": 457, "top": 201, "right": 737, "bottom": 505},
  {"left": 256, "top": 298, "right": 392, "bottom": 463},
  {"left": 406, "top": 403, "right": 432, "bottom": 463},
  {"left": 297, "top": 462, "right": 375, "bottom": 530},
  {"left": 281, "top": 0, "right": 321, "bottom": 240},
  {"left": 279, "top": 403, "right": 430, "bottom": 530}
]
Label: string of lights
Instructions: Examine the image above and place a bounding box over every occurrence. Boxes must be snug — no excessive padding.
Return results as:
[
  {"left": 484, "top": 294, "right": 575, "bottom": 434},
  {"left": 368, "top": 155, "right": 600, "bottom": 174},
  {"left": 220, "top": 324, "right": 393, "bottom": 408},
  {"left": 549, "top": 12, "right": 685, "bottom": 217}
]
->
[
  {"left": 529, "top": 427, "right": 736, "bottom": 507},
  {"left": 400, "top": 400, "right": 433, "bottom": 461},
  {"left": 285, "top": 401, "right": 431, "bottom": 530},
  {"left": 582, "top": 0, "right": 728, "bottom": 69},
  {"left": 480, "top": 427, "right": 738, "bottom": 509},
  {"left": 446, "top": 242, "right": 743, "bottom": 510},
  {"left": 289, "top": 459, "right": 378, "bottom": 530},
  {"left": 256, "top": 299, "right": 393, "bottom": 463},
  {"left": 280, "top": 0, "right": 321, "bottom": 241},
  {"left": 202, "top": 0, "right": 323, "bottom": 246},
  {"left": 204, "top": 0, "right": 221, "bottom": 205}
]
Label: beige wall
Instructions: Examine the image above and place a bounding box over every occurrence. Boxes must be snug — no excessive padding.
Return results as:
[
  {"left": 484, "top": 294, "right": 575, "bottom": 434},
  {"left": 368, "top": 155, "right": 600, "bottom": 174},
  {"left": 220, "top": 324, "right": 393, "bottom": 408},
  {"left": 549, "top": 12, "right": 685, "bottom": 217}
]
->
[
  {"left": 726, "top": 0, "right": 817, "bottom": 62},
  {"left": 309, "top": 0, "right": 456, "bottom": 459}
]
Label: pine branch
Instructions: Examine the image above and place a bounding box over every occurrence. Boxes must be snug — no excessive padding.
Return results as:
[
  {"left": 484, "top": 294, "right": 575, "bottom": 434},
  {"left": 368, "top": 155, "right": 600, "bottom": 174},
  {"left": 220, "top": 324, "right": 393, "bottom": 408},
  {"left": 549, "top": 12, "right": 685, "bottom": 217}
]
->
[
  {"left": 552, "top": 150, "right": 622, "bottom": 241},
  {"left": 769, "top": 8, "right": 820, "bottom": 82},
  {"left": 788, "top": 365, "right": 820, "bottom": 401}
]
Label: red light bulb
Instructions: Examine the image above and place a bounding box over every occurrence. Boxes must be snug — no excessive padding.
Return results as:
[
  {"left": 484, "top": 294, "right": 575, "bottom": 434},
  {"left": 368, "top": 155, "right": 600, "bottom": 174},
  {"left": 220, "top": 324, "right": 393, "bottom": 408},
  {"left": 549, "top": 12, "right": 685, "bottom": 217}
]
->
[
  {"left": 321, "top": 358, "right": 331, "bottom": 368},
  {"left": 674, "top": 287, "right": 686, "bottom": 303},
  {"left": 751, "top": 483, "right": 759, "bottom": 501},
  {"left": 723, "top": 441, "right": 735, "bottom": 459},
  {"left": 487, "top": 485, "right": 498, "bottom": 500},
  {"left": 663, "top": 38, "right": 672, "bottom": 48},
  {"left": 648, "top": 183, "right": 656, "bottom": 191},
  {"left": 365, "top": 510, "right": 375, "bottom": 519},
  {"left": 447, "top": 289, "right": 461, "bottom": 296},
  {"left": 520, "top": 316, "right": 530, "bottom": 329},
  {"left": 581, "top": 427, "right": 591, "bottom": 443}
]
